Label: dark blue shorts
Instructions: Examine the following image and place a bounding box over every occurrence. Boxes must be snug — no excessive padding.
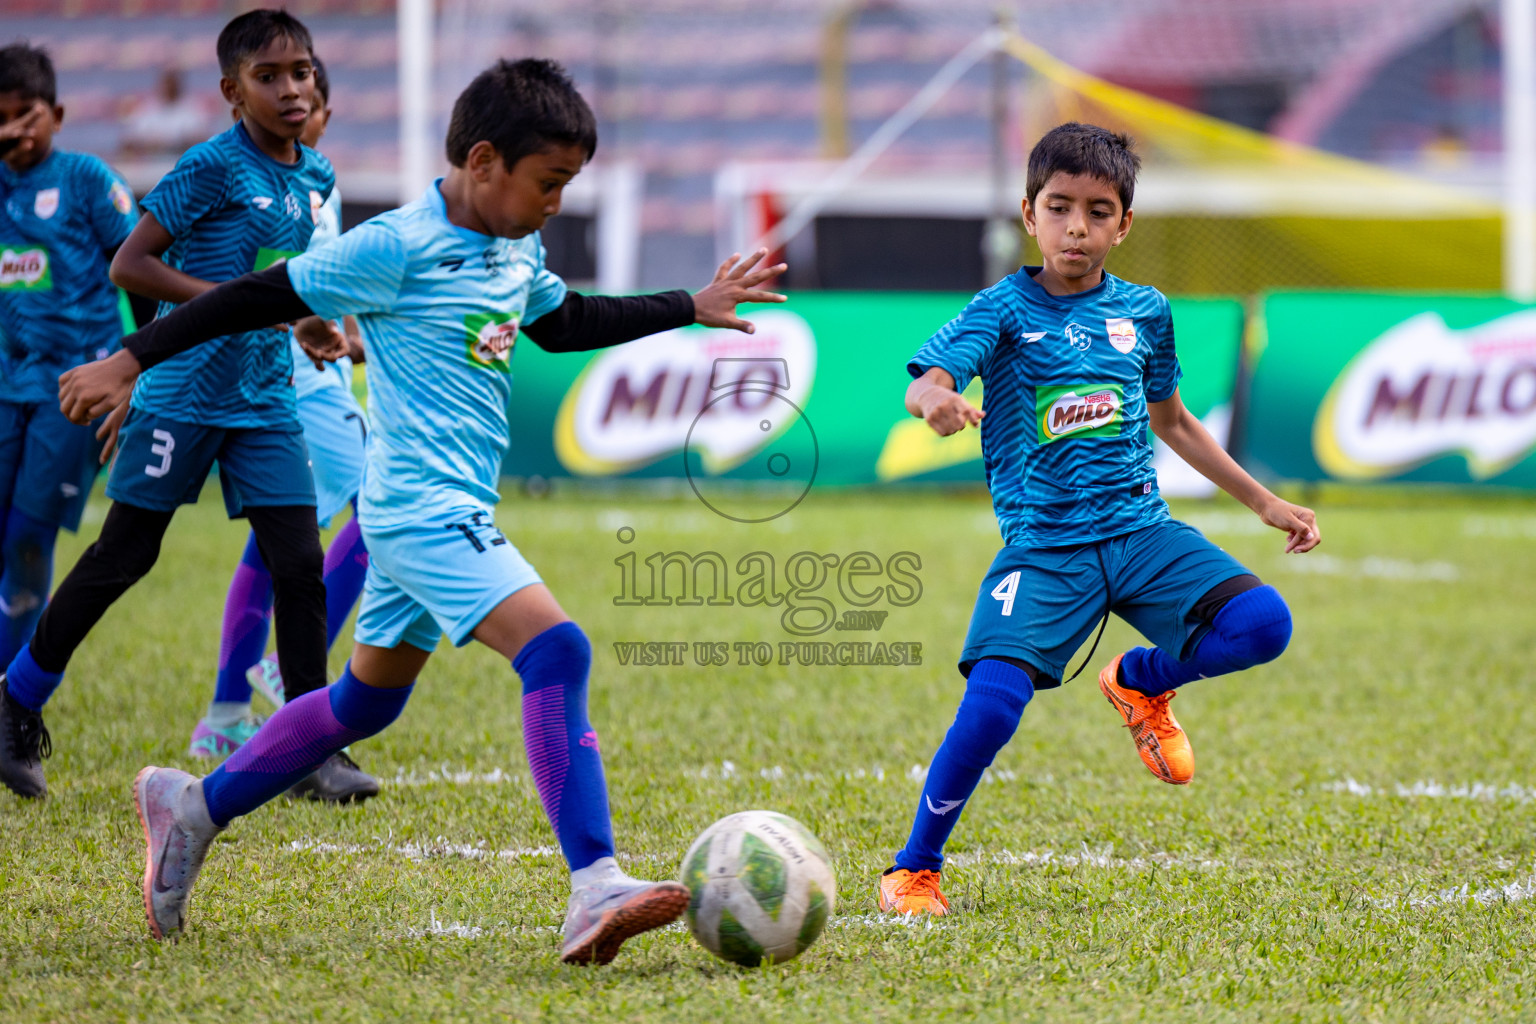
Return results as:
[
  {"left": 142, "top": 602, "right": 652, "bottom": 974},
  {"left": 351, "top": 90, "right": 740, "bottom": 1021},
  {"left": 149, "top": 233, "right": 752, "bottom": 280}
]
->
[
  {"left": 960, "top": 518, "right": 1252, "bottom": 686},
  {"left": 0, "top": 399, "right": 104, "bottom": 532},
  {"left": 105, "top": 410, "right": 315, "bottom": 517}
]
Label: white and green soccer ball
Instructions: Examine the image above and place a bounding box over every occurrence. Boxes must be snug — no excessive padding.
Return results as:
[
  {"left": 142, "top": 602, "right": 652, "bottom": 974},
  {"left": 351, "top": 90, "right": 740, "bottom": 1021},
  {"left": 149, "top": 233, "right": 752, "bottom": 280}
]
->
[{"left": 680, "top": 810, "right": 836, "bottom": 967}]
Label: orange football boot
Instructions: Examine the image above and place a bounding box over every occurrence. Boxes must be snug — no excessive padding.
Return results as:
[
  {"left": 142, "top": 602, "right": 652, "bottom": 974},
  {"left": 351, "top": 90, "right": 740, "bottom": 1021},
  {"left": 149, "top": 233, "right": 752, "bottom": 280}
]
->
[
  {"left": 877, "top": 868, "right": 950, "bottom": 916},
  {"left": 1098, "top": 652, "right": 1194, "bottom": 785}
]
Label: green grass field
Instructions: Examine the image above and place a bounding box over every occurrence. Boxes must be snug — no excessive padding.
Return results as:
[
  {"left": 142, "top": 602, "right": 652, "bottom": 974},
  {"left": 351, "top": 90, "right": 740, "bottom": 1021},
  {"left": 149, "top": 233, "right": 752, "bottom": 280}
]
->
[{"left": 4, "top": 487, "right": 1536, "bottom": 1022}]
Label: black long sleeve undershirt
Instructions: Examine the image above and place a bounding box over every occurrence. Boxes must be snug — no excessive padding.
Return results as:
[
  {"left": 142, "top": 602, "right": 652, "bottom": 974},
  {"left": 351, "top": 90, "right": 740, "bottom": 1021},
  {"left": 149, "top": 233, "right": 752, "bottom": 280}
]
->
[{"left": 122, "top": 263, "right": 695, "bottom": 370}]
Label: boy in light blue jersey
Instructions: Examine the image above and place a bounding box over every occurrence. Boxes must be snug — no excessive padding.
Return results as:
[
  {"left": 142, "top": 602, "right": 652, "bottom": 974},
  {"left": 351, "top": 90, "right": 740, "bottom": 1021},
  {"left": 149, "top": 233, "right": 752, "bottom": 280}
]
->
[
  {"left": 0, "top": 11, "right": 374, "bottom": 803},
  {"left": 0, "top": 44, "right": 137, "bottom": 680},
  {"left": 200, "top": 57, "right": 374, "bottom": 782},
  {"left": 61, "top": 58, "right": 786, "bottom": 962},
  {"left": 877, "top": 124, "right": 1323, "bottom": 917}
]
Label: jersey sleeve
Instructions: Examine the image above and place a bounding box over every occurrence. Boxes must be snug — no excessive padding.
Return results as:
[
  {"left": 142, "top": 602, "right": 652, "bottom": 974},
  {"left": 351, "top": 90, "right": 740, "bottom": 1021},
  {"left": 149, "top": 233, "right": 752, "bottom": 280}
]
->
[
  {"left": 79, "top": 156, "right": 138, "bottom": 250},
  {"left": 523, "top": 235, "right": 568, "bottom": 324},
  {"left": 906, "top": 292, "right": 1002, "bottom": 392},
  {"left": 138, "top": 141, "right": 228, "bottom": 238},
  {"left": 287, "top": 219, "right": 407, "bottom": 318},
  {"left": 1143, "top": 295, "right": 1182, "bottom": 403}
]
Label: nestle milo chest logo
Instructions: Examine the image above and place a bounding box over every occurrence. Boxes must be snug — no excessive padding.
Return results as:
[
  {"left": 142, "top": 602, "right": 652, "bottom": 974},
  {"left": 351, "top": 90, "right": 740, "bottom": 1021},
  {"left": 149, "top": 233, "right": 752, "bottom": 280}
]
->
[
  {"left": 1037, "top": 383, "right": 1124, "bottom": 442},
  {"left": 464, "top": 312, "right": 520, "bottom": 372},
  {"left": 0, "top": 246, "right": 51, "bottom": 291}
]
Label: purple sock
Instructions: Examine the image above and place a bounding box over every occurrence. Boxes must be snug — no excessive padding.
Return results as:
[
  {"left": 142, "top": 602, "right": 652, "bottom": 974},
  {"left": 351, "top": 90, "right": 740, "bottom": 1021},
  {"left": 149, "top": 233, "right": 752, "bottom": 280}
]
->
[
  {"left": 214, "top": 533, "right": 274, "bottom": 705},
  {"left": 201, "top": 663, "right": 411, "bottom": 826},
  {"left": 322, "top": 517, "right": 368, "bottom": 651},
  {"left": 516, "top": 622, "right": 614, "bottom": 871}
]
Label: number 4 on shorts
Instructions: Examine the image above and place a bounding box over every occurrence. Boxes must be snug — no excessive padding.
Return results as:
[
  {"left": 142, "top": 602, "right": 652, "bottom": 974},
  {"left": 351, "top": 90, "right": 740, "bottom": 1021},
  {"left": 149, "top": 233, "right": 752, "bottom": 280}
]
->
[{"left": 990, "top": 570, "right": 1020, "bottom": 617}]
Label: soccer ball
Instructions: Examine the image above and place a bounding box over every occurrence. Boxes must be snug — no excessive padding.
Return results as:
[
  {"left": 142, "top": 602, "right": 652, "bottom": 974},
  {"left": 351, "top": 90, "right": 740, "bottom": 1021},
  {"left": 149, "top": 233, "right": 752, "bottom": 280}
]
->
[{"left": 680, "top": 809, "right": 836, "bottom": 966}]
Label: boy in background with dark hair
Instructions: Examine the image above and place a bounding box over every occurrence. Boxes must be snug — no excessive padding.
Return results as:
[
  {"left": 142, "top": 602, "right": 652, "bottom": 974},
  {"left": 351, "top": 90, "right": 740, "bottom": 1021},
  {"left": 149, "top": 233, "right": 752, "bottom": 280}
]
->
[
  {"left": 64, "top": 57, "right": 784, "bottom": 964},
  {"left": 0, "top": 42, "right": 138, "bottom": 761},
  {"left": 877, "top": 122, "right": 1320, "bottom": 917},
  {"left": 196, "top": 57, "right": 375, "bottom": 800},
  {"left": 0, "top": 11, "right": 374, "bottom": 801}
]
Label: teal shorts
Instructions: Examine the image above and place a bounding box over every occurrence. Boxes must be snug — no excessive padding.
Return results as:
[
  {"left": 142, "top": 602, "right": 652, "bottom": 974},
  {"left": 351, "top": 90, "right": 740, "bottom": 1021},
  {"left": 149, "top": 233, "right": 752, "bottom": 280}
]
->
[
  {"left": 295, "top": 386, "right": 366, "bottom": 527},
  {"left": 960, "top": 518, "right": 1251, "bottom": 686},
  {"left": 105, "top": 410, "right": 314, "bottom": 517},
  {"left": 0, "top": 399, "right": 103, "bottom": 532},
  {"left": 355, "top": 505, "right": 544, "bottom": 652}
]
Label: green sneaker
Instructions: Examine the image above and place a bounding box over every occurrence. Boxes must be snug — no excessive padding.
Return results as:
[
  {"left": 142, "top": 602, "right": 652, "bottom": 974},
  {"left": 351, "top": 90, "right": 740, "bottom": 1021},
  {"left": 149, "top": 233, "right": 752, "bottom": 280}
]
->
[{"left": 187, "top": 714, "right": 264, "bottom": 761}]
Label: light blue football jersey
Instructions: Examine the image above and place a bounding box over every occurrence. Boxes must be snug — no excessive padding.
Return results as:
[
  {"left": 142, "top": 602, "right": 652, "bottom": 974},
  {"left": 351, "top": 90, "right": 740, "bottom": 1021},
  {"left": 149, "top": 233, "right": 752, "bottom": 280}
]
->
[
  {"left": 908, "top": 267, "right": 1182, "bottom": 548},
  {"left": 287, "top": 180, "right": 567, "bottom": 527},
  {"left": 0, "top": 149, "right": 138, "bottom": 403},
  {"left": 134, "top": 120, "right": 333, "bottom": 427},
  {"left": 290, "top": 187, "right": 352, "bottom": 400}
]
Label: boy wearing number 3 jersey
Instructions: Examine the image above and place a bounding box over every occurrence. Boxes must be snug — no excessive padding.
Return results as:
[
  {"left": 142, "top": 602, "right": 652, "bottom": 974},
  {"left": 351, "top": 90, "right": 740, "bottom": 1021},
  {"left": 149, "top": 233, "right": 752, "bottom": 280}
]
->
[
  {"left": 60, "top": 58, "right": 787, "bottom": 964},
  {"left": 878, "top": 123, "right": 1322, "bottom": 917}
]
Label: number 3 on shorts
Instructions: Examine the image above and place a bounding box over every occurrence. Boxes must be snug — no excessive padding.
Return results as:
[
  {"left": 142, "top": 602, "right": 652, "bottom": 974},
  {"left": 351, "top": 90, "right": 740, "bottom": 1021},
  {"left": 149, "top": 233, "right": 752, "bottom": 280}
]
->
[
  {"left": 145, "top": 428, "right": 175, "bottom": 478},
  {"left": 990, "top": 569, "right": 1020, "bottom": 617}
]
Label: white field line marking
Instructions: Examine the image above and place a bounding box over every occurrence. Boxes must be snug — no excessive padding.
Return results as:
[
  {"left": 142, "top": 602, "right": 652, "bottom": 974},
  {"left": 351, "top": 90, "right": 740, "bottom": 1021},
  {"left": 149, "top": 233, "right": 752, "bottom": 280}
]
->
[
  {"left": 1463, "top": 514, "right": 1536, "bottom": 538},
  {"left": 1181, "top": 511, "right": 1270, "bottom": 536},
  {"left": 287, "top": 837, "right": 562, "bottom": 861},
  {"left": 947, "top": 843, "right": 1221, "bottom": 871},
  {"left": 405, "top": 912, "right": 562, "bottom": 940},
  {"left": 684, "top": 761, "right": 1023, "bottom": 785},
  {"left": 830, "top": 913, "right": 951, "bottom": 931},
  {"left": 1276, "top": 554, "right": 1460, "bottom": 582},
  {"left": 390, "top": 766, "right": 520, "bottom": 787},
  {"left": 1373, "top": 865, "right": 1536, "bottom": 908},
  {"left": 1324, "top": 778, "right": 1536, "bottom": 803}
]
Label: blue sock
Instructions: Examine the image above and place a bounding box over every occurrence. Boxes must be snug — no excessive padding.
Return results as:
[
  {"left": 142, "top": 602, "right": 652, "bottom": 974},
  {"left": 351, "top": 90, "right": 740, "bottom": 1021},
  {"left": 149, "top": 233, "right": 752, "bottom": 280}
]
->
[
  {"left": 322, "top": 516, "right": 368, "bottom": 651},
  {"left": 0, "top": 508, "right": 58, "bottom": 669},
  {"left": 5, "top": 643, "right": 64, "bottom": 712},
  {"left": 1121, "top": 585, "right": 1292, "bottom": 697},
  {"left": 214, "top": 533, "right": 273, "bottom": 706},
  {"left": 893, "top": 659, "right": 1034, "bottom": 873},
  {"left": 202, "top": 663, "right": 412, "bottom": 826},
  {"left": 515, "top": 622, "right": 615, "bottom": 872}
]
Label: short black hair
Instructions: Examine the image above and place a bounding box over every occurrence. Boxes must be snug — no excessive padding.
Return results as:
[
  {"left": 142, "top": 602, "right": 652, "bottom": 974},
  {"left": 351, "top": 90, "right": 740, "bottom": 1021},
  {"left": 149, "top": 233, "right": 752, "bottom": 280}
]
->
[
  {"left": 0, "top": 43, "right": 57, "bottom": 107},
  {"left": 445, "top": 58, "right": 597, "bottom": 169},
  {"left": 1026, "top": 122, "right": 1141, "bottom": 212},
  {"left": 216, "top": 9, "right": 314, "bottom": 79},
  {"left": 311, "top": 53, "right": 329, "bottom": 105}
]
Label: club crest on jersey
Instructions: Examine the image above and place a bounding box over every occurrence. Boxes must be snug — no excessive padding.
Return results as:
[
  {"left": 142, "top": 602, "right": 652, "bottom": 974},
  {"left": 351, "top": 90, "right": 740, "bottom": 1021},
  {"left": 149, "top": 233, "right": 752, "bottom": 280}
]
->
[
  {"left": 0, "top": 246, "right": 51, "bottom": 291},
  {"left": 1064, "top": 322, "right": 1093, "bottom": 351},
  {"left": 1106, "top": 318, "right": 1137, "bottom": 354},
  {"left": 110, "top": 182, "right": 133, "bottom": 215},
  {"left": 1036, "top": 383, "right": 1124, "bottom": 442},
  {"left": 33, "top": 188, "right": 59, "bottom": 220},
  {"left": 465, "top": 312, "right": 520, "bottom": 372}
]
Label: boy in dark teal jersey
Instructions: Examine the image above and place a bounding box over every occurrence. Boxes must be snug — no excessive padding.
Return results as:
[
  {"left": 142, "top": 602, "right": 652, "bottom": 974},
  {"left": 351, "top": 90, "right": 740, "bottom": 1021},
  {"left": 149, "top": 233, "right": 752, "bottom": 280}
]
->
[
  {"left": 0, "top": 11, "right": 372, "bottom": 802},
  {"left": 878, "top": 123, "right": 1321, "bottom": 916},
  {"left": 0, "top": 44, "right": 138, "bottom": 679}
]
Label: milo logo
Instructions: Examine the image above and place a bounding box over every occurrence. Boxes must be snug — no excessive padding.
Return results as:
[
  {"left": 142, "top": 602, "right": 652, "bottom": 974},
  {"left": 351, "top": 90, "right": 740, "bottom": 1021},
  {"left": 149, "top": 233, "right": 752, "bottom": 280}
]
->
[
  {"left": 465, "top": 312, "right": 520, "bottom": 372},
  {"left": 1037, "top": 383, "right": 1124, "bottom": 442},
  {"left": 0, "top": 246, "right": 51, "bottom": 291}
]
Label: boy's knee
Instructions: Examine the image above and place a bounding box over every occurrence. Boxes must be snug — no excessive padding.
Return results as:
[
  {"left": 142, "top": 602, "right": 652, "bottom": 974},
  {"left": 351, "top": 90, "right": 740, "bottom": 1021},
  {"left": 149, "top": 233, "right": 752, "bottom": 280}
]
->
[
  {"left": 1222, "top": 585, "right": 1291, "bottom": 667},
  {"left": 514, "top": 621, "right": 591, "bottom": 684}
]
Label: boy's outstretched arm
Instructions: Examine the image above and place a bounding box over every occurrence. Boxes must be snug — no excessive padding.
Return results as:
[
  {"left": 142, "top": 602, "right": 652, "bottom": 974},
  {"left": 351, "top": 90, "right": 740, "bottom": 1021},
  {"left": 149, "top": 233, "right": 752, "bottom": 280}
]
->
[
  {"left": 1148, "top": 389, "right": 1320, "bottom": 553},
  {"left": 521, "top": 249, "right": 786, "bottom": 352},
  {"left": 108, "top": 211, "right": 217, "bottom": 304},
  {"left": 60, "top": 262, "right": 312, "bottom": 423},
  {"left": 906, "top": 367, "right": 983, "bottom": 436}
]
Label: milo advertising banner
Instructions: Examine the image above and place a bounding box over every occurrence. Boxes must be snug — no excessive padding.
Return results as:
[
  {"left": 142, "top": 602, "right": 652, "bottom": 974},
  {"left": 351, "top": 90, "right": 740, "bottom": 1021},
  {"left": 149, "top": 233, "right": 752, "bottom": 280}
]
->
[
  {"left": 1248, "top": 294, "right": 1536, "bottom": 486},
  {"left": 502, "top": 293, "right": 1245, "bottom": 492}
]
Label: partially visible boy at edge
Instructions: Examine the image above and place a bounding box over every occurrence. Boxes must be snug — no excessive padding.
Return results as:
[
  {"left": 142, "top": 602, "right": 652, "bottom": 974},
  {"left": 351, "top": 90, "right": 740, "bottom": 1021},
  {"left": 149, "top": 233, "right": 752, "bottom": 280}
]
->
[
  {"left": 0, "top": 44, "right": 138, "bottom": 695},
  {"left": 60, "top": 58, "right": 786, "bottom": 965},
  {"left": 878, "top": 122, "right": 1320, "bottom": 916},
  {"left": 0, "top": 10, "right": 374, "bottom": 802}
]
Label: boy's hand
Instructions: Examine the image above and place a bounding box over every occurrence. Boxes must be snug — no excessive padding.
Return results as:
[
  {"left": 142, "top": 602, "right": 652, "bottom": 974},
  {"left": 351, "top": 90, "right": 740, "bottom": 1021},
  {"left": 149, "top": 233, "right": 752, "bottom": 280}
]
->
[
  {"left": 59, "top": 349, "right": 142, "bottom": 425},
  {"left": 0, "top": 101, "right": 47, "bottom": 155},
  {"left": 692, "top": 249, "right": 787, "bottom": 333},
  {"left": 918, "top": 387, "right": 984, "bottom": 436},
  {"left": 1259, "top": 497, "right": 1320, "bottom": 553},
  {"left": 295, "top": 316, "right": 348, "bottom": 370},
  {"left": 95, "top": 400, "right": 131, "bottom": 465}
]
